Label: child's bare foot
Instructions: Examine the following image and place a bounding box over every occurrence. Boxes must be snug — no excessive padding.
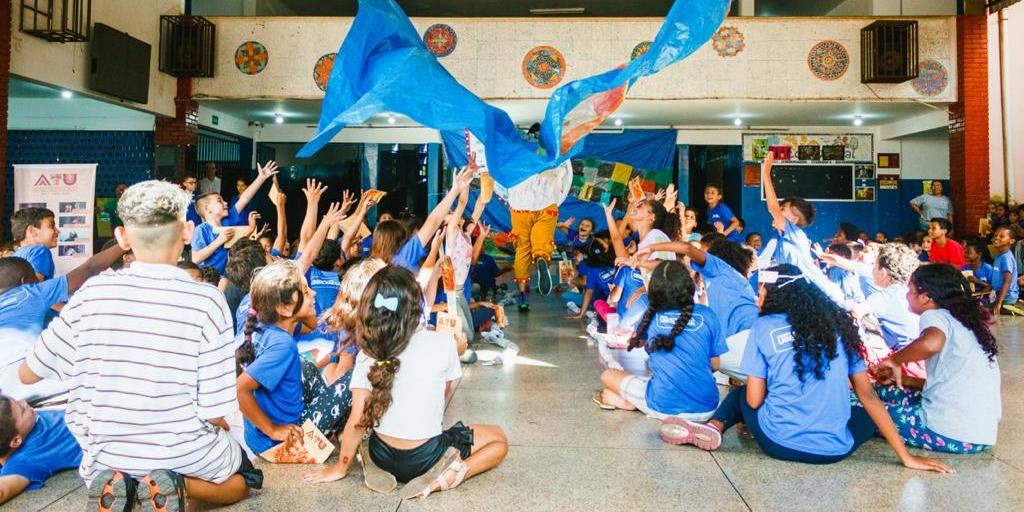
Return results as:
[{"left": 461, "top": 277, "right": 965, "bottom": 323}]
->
[{"left": 736, "top": 423, "right": 754, "bottom": 439}]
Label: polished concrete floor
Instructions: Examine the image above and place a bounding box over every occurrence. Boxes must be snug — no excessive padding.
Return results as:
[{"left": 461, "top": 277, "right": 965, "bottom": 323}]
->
[{"left": 13, "top": 294, "right": 1024, "bottom": 511}]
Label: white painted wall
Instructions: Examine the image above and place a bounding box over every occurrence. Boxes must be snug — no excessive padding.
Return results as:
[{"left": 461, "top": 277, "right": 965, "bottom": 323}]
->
[
  {"left": 896, "top": 129, "right": 949, "bottom": 179},
  {"left": 193, "top": 16, "right": 957, "bottom": 103},
  {"left": 9, "top": 0, "right": 183, "bottom": 117},
  {"left": 197, "top": 105, "right": 257, "bottom": 138},
  {"left": 988, "top": 3, "right": 1024, "bottom": 202}
]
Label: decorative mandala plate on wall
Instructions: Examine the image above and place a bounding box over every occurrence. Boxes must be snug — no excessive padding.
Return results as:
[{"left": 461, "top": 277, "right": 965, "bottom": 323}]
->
[
  {"left": 711, "top": 26, "right": 745, "bottom": 57},
  {"left": 912, "top": 59, "right": 948, "bottom": 97},
  {"left": 314, "top": 53, "right": 337, "bottom": 92},
  {"left": 235, "top": 41, "right": 268, "bottom": 75},
  {"left": 423, "top": 23, "right": 457, "bottom": 58},
  {"left": 630, "top": 41, "right": 652, "bottom": 61},
  {"left": 807, "top": 40, "right": 849, "bottom": 81},
  {"left": 522, "top": 46, "right": 566, "bottom": 89}
]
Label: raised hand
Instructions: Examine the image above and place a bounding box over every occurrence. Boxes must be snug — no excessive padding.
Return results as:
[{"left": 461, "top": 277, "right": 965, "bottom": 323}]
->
[
  {"left": 257, "top": 160, "right": 280, "bottom": 180},
  {"left": 250, "top": 222, "right": 270, "bottom": 240},
  {"left": 467, "top": 151, "right": 480, "bottom": 174},
  {"left": 664, "top": 184, "right": 678, "bottom": 210},
  {"left": 218, "top": 227, "right": 238, "bottom": 244},
  {"left": 653, "top": 189, "right": 666, "bottom": 202},
  {"left": 761, "top": 150, "right": 775, "bottom": 176},
  {"left": 603, "top": 198, "right": 618, "bottom": 218},
  {"left": 322, "top": 202, "right": 347, "bottom": 226},
  {"left": 303, "top": 178, "right": 328, "bottom": 204},
  {"left": 454, "top": 166, "right": 474, "bottom": 191},
  {"left": 248, "top": 211, "right": 261, "bottom": 227},
  {"left": 340, "top": 190, "right": 357, "bottom": 216}
]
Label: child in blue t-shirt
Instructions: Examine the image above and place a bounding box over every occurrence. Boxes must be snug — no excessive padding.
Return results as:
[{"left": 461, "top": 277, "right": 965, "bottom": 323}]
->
[
  {"left": 566, "top": 235, "right": 615, "bottom": 319},
  {"left": 963, "top": 242, "right": 994, "bottom": 294},
  {"left": 825, "top": 244, "right": 864, "bottom": 305},
  {"left": 236, "top": 260, "right": 356, "bottom": 455},
  {"left": 10, "top": 208, "right": 58, "bottom": 281},
  {"left": 595, "top": 261, "right": 727, "bottom": 423},
  {"left": 0, "top": 397, "right": 82, "bottom": 504},
  {"left": 703, "top": 184, "right": 742, "bottom": 243},
  {"left": 0, "top": 242, "right": 128, "bottom": 401},
  {"left": 667, "top": 264, "right": 951, "bottom": 475},
  {"left": 990, "top": 227, "right": 1019, "bottom": 312},
  {"left": 192, "top": 161, "right": 278, "bottom": 275},
  {"left": 759, "top": 152, "right": 845, "bottom": 304}
]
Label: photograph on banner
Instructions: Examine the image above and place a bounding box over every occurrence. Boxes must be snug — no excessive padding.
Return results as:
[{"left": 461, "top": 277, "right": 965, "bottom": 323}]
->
[{"left": 14, "top": 163, "right": 98, "bottom": 276}]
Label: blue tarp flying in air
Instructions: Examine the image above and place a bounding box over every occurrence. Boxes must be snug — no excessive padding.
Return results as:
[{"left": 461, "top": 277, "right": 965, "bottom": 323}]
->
[{"left": 300, "top": 0, "right": 730, "bottom": 188}]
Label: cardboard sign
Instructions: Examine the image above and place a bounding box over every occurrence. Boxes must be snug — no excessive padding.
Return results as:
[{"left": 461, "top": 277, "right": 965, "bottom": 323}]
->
[
  {"left": 627, "top": 177, "right": 645, "bottom": 203},
  {"left": 260, "top": 420, "right": 334, "bottom": 464},
  {"left": 364, "top": 189, "right": 387, "bottom": 203},
  {"left": 268, "top": 180, "right": 282, "bottom": 206},
  {"left": 493, "top": 304, "right": 506, "bottom": 327},
  {"left": 559, "top": 259, "right": 576, "bottom": 284},
  {"left": 441, "top": 256, "right": 457, "bottom": 292}
]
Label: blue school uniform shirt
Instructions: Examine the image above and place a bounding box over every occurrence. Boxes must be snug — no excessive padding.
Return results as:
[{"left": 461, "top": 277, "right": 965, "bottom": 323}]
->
[
  {"left": 235, "top": 293, "right": 252, "bottom": 337},
  {"left": 774, "top": 220, "right": 845, "bottom": 303},
  {"left": 644, "top": 305, "right": 728, "bottom": 415},
  {"left": 692, "top": 254, "right": 759, "bottom": 338},
  {"left": 227, "top": 196, "right": 254, "bottom": 226},
  {"left": 740, "top": 313, "right": 867, "bottom": 456},
  {"left": 707, "top": 203, "right": 735, "bottom": 231},
  {"left": 472, "top": 253, "right": 499, "bottom": 290},
  {"left": 827, "top": 267, "right": 865, "bottom": 304},
  {"left": 0, "top": 276, "right": 68, "bottom": 368},
  {"left": 860, "top": 285, "right": 919, "bottom": 350},
  {"left": 0, "top": 410, "right": 81, "bottom": 491},
  {"left": 360, "top": 236, "right": 373, "bottom": 257},
  {"left": 13, "top": 245, "right": 55, "bottom": 280},
  {"left": 192, "top": 223, "right": 229, "bottom": 276},
  {"left": 244, "top": 324, "right": 304, "bottom": 454},
  {"left": 612, "top": 266, "right": 645, "bottom": 318},
  {"left": 963, "top": 262, "right": 995, "bottom": 286},
  {"left": 584, "top": 266, "right": 615, "bottom": 299},
  {"left": 992, "top": 251, "right": 1020, "bottom": 303},
  {"left": 392, "top": 237, "right": 426, "bottom": 274},
  {"left": 306, "top": 266, "right": 340, "bottom": 315}
]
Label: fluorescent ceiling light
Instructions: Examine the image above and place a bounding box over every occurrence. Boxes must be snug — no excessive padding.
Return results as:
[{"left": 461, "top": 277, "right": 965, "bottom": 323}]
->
[{"left": 529, "top": 7, "right": 586, "bottom": 15}]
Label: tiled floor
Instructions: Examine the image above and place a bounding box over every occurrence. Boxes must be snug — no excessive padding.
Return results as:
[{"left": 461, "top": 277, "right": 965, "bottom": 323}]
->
[{"left": 13, "top": 295, "right": 1024, "bottom": 511}]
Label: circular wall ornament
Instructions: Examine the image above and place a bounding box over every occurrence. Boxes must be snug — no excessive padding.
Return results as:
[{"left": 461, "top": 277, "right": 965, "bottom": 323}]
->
[
  {"left": 423, "top": 23, "right": 457, "bottom": 57},
  {"left": 234, "top": 41, "right": 268, "bottom": 75},
  {"left": 630, "top": 41, "right": 652, "bottom": 61},
  {"left": 314, "top": 53, "right": 337, "bottom": 92},
  {"left": 712, "top": 26, "right": 745, "bottom": 57},
  {"left": 912, "top": 59, "right": 948, "bottom": 97},
  {"left": 807, "top": 40, "right": 849, "bottom": 81},
  {"left": 522, "top": 46, "right": 566, "bottom": 89}
]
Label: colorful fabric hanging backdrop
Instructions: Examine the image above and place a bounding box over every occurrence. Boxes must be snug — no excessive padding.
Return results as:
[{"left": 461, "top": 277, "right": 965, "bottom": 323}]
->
[{"left": 299, "top": 0, "right": 730, "bottom": 188}]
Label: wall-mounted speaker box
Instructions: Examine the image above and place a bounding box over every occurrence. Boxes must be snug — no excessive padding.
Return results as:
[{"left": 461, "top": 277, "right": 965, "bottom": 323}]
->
[
  {"left": 89, "top": 23, "right": 151, "bottom": 104},
  {"left": 861, "top": 20, "right": 918, "bottom": 84}
]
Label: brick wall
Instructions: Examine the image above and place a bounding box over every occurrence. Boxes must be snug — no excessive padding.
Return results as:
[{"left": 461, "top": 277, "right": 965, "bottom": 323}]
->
[
  {"left": 154, "top": 77, "right": 199, "bottom": 179},
  {"left": 948, "top": 14, "right": 989, "bottom": 236},
  {"left": 0, "top": 0, "right": 11, "bottom": 239}
]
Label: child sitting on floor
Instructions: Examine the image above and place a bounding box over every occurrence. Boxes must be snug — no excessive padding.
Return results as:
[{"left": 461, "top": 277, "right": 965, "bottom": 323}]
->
[
  {"left": 566, "top": 233, "right": 616, "bottom": 320},
  {"left": 663, "top": 265, "right": 951, "bottom": 474},
  {"left": 594, "top": 260, "right": 726, "bottom": 423},
  {"left": 235, "top": 259, "right": 356, "bottom": 455},
  {"left": 962, "top": 241, "right": 994, "bottom": 295},
  {"left": 989, "top": 226, "right": 1019, "bottom": 314},
  {"left": 10, "top": 207, "right": 58, "bottom": 281},
  {"left": 0, "top": 396, "right": 82, "bottom": 504},
  {"left": 927, "top": 218, "right": 966, "bottom": 267},
  {"left": 19, "top": 180, "right": 262, "bottom": 510},
  {"left": 322, "top": 258, "right": 387, "bottom": 385},
  {"left": 192, "top": 161, "right": 278, "bottom": 275},
  {"left": 305, "top": 266, "right": 508, "bottom": 499},
  {"left": 873, "top": 264, "right": 1002, "bottom": 453},
  {"left": 825, "top": 243, "right": 865, "bottom": 305}
]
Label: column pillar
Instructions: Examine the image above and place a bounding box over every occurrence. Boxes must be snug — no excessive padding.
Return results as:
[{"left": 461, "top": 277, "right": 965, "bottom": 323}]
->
[
  {"left": 947, "top": 14, "right": 989, "bottom": 236},
  {"left": 154, "top": 78, "right": 199, "bottom": 180}
]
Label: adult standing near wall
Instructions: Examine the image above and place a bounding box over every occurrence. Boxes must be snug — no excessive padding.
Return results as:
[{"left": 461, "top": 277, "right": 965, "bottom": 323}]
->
[
  {"left": 910, "top": 181, "right": 953, "bottom": 232},
  {"left": 199, "top": 162, "right": 222, "bottom": 196}
]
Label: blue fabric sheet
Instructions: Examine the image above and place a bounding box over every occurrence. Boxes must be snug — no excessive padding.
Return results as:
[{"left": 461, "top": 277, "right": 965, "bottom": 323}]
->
[{"left": 300, "top": 0, "right": 729, "bottom": 188}]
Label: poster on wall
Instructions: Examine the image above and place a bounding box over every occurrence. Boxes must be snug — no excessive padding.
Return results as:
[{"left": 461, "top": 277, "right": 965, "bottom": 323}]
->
[
  {"left": 742, "top": 133, "right": 874, "bottom": 162},
  {"left": 878, "top": 174, "right": 899, "bottom": 190},
  {"left": 14, "top": 164, "right": 97, "bottom": 276}
]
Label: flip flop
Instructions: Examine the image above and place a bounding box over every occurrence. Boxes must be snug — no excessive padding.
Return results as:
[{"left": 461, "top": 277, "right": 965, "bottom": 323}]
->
[
  {"left": 399, "top": 447, "right": 462, "bottom": 500},
  {"left": 88, "top": 470, "right": 137, "bottom": 512},
  {"left": 659, "top": 417, "right": 722, "bottom": 451},
  {"left": 359, "top": 440, "right": 398, "bottom": 494},
  {"left": 592, "top": 391, "right": 616, "bottom": 410}
]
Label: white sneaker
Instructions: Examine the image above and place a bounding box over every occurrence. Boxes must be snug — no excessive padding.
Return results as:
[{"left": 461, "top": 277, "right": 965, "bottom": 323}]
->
[
  {"left": 566, "top": 302, "right": 581, "bottom": 314},
  {"left": 586, "top": 323, "right": 600, "bottom": 340},
  {"left": 585, "top": 311, "right": 596, "bottom": 320}
]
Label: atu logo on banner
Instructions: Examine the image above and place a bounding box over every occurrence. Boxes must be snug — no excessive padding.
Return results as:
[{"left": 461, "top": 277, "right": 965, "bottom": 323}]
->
[{"left": 14, "top": 164, "right": 98, "bottom": 276}]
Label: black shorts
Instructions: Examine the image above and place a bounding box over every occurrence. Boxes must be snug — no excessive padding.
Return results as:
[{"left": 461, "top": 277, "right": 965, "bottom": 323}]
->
[
  {"left": 236, "top": 444, "right": 264, "bottom": 489},
  {"left": 368, "top": 422, "right": 474, "bottom": 483}
]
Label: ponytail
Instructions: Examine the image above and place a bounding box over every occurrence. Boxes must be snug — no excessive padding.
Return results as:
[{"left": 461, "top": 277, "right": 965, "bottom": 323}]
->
[
  {"left": 627, "top": 308, "right": 655, "bottom": 352},
  {"left": 647, "top": 301, "right": 694, "bottom": 353},
  {"left": 235, "top": 309, "right": 258, "bottom": 376},
  {"left": 358, "top": 358, "right": 402, "bottom": 430}
]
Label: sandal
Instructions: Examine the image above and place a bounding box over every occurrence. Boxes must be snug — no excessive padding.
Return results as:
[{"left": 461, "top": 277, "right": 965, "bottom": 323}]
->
[
  {"left": 399, "top": 447, "right": 465, "bottom": 500},
  {"left": 659, "top": 417, "right": 722, "bottom": 451},
  {"left": 137, "top": 469, "right": 186, "bottom": 512},
  {"left": 592, "top": 391, "right": 616, "bottom": 410},
  {"left": 359, "top": 440, "right": 398, "bottom": 494}
]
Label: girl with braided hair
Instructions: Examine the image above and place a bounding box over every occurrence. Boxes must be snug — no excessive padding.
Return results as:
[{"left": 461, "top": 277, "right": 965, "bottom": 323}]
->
[
  {"left": 594, "top": 261, "right": 728, "bottom": 427},
  {"left": 678, "top": 264, "right": 951, "bottom": 473},
  {"left": 873, "top": 263, "right": 1002, "bottom": 453},
  {"left": 235, "top": 260, "right": 355, "bottom": 457},
  {"left": 304, "top": 265, "right": 507, "bottom": 500}
]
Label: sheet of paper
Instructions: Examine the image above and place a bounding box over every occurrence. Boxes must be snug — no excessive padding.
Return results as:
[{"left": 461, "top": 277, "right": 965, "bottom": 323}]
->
[{"left": 259, "top": 420, "right": 335, "bottom": 464}]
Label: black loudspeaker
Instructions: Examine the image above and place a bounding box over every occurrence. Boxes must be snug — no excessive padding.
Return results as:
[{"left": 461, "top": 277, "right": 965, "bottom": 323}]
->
[
  {"left": 159, "top": 15, "right": 215, "bottom": 78},
  {"left": 861, "top": 20, "right": 918, "bottom": 84}
]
